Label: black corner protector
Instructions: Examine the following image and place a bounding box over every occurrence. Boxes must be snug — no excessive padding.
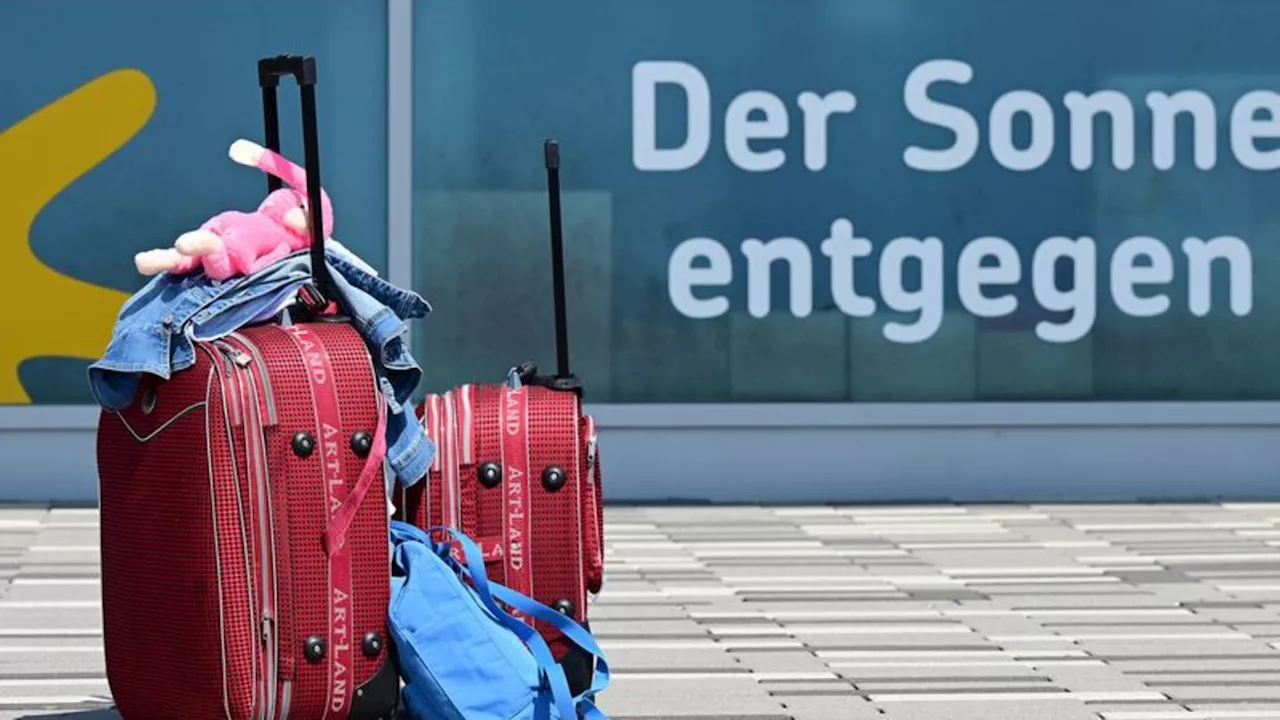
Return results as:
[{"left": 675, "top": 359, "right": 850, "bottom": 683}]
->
[
  {"left": 558, "top": 616, "right": 593, "bottom": 698},
  {"left": 351, "top": 431, "right": 373, "bottom": 458},
  {"left": 558, "top": 641, "right": 594, "bottom": 699},
  {"left": 477, "top": 462, "right": 503, "bottom": 489},
  {"left": 541, "top": 466, "right": 567, "bottom": 492},
  {"left": 292, "top": 431, "right": 316, "bottom": 458},
  {"left": 362, "top": 630, "right": 384, "bottom": 658},
  {"left": 348, "top": 654, "right": 400, "bottom": 720},
  {"left": 303, "top": 635, "right": 326, "bottom": 663}
]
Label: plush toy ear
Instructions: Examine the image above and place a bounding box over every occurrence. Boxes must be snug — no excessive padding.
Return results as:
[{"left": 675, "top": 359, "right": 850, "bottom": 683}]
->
[
  {"left": 282, "top": 207, "right": 308, "bottom": 234},
  {"left": 233, "top": 137, "right": 335, "bottom": 237},
  {"left": 228, "top": 138, "right": 266, "bottom": 168}
]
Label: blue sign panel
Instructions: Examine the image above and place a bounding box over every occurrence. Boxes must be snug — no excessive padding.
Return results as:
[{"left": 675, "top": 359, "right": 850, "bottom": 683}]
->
[
  {"left": 411, "top": 0, "right": 1280, "bottom": 402},
  {"left": 4, "top": 0, "right": 1277, "bottom": 405}
]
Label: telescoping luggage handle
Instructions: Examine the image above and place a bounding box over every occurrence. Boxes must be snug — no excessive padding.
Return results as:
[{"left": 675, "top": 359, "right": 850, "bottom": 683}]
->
[
  {"left": 257, "top": 54, "right": 334, "bottom": 314},
  {"left": 515, "top": 139, "right": 583, "bottom": 396},
  {"left": 545, "top": 140, "right": 571, "bottom": 384}
]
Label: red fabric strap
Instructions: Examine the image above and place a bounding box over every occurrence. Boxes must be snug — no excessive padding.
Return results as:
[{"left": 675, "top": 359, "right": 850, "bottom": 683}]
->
[
  {"left": 499, "top": 385, "right": 534, "bottom": 621},
  {"left": 324, "top": 402, "right": 386, "bottom": 556},
  {"left": 278, "top": 323, "right": 361, "bottom": 720}
]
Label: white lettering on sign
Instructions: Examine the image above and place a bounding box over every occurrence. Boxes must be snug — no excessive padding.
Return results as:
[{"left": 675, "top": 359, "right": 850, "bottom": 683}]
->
[
  {"left": 898, "top": 59, "right": 1280, "bottom": 172},
  {"left": 668, "top": 238, "right": 732, "bottom": 320},
  {"left": 633, "top": 58, "right": 1262, "bottom": 340},
  {"left": 632, "top": 60, "right": 857, "bottom": 172},
  {"left": 632, "top": 57, "right": 1280, "bottom": 172},
  {"left": 957, "top": 236, "right": 1020, "bottom": 319},
  {"left": 668, "top": 221, "right": 1252, "bottom": 343}
]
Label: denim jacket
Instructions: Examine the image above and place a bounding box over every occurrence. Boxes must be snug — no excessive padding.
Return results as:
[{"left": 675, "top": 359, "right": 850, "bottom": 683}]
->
[{"left": 89, "top": 247, "right": 434, "bottom": 487}]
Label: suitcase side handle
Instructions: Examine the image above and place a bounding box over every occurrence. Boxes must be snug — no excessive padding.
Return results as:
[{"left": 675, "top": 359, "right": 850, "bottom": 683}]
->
[{"left": 257, "top": 54, "right": 333, "bottom": 312}]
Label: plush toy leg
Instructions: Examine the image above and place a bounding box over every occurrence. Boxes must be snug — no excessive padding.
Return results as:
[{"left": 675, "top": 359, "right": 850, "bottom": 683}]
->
[
  {"left": 135, "top": 248, "right": 186, "bottom": 276},
  {"left": 174, "top": 230, "right": 224, "bottom": 257},
  {"left": 174, "top": 230, "right": 234, "bottom": 280}
]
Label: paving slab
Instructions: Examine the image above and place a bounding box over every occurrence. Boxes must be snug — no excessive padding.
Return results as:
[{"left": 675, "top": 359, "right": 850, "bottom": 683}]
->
[
  {"left": 877, "top": 698, "right": 1102, "bottom": 720},
  {"left": 1160, "top": 685, "right": 1280, "bottom": 700},
  {"left": 774, "top": 695, "right": 883, "bottom": 720},
  {"left": 5, "top": 502, "right": 1280, "bottom": 717},
  {"left": 595, "top": 676, "right": 785, "bottom": 717}
]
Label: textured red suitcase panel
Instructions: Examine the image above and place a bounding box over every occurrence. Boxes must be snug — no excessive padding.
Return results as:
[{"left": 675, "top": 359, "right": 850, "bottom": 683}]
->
[
  {"left": 99, "top": 322, "right": 396, "bottom": 720},
  {"left": 523, "top": 385, "right": 589, "bottom": 652},
  {"left": 468, "top": 384, "right": 504, "bottom": 559},
  {"left": 401, "top": 391, "right": 469, "bottom": 540},
  {"left": 408, "top": 383, "right": 597, "bottom": 661},
  {"left": 99, "top": 349, "right": 257, "bottom": 720},
  {"left": 239, "top": 322, "right": 396, "bottom": 720}
]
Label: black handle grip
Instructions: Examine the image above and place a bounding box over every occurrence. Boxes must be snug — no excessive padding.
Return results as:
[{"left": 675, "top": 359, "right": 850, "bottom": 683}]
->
[
  {"left": 257, "top": 55, "right": 317, "bottom": 87},
  {"left": 544, "top": 139, "right": 560, "bottom": 171},
  {"left": 257, "top": 54, "right": 332, "bottom": 310}
]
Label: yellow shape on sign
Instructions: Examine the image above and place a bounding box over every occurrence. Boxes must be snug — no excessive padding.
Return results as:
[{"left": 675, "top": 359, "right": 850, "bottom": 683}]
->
[{"left": 0, "top": 69, "right": 156, "bottom": 404}]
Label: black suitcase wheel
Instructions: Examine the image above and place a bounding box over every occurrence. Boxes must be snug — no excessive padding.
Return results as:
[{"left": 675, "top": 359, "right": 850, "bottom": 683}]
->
[{"left": 558, "top": 617, "right": 594, "bottom": 698}]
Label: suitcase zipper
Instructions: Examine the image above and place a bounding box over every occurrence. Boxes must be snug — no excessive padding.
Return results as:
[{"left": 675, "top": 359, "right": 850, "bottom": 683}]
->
[
  {"left": 228, "top": 332, "right": 278, "bottom": 425},
  {"left": 586, "top": 420, "right": 598, "bottom": 470},
  {"left": 278, "top": 678, "right": 292, "bottom": 720},
  {"left": 225, "top": 334, "right": 292, "bottom": 720},
  {"left": 245, "top": 368, "right": 279, "bottom": 720},
  {"left": 212, "top": 343, "right": 244, "bottom": 427},
  {"left": 222, "top": 343, "right": 279, "bottom": 720},
  {"left": 203, "top": 342, "right": 258, "bottom": 716}
]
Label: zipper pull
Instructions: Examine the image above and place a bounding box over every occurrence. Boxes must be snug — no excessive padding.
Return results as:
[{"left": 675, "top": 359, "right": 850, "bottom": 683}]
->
[
  {"left": 261, "top": 615, "right": 272, "bottom": 645},
  {"left": 214, "top": 342, "right": 253, "bottom": 367}
]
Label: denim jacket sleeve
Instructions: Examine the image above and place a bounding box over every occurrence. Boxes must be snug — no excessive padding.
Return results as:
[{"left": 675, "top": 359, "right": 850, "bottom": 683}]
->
[{"left": 327, "top": 255, "right": 435, "bottom": 487}]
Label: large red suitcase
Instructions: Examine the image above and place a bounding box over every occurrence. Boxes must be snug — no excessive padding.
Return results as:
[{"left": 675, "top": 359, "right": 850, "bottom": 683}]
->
[
  {"left": 96, "top": 56, "right": 398, "bottom": 720},
  {"left": 396, "top": 141, "right": 605, "bottom": 695}
]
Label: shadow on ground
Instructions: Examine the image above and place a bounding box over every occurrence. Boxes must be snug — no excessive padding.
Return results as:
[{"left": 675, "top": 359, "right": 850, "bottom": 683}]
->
[
  {"left": 18, "top": 710, "right": 118, "bottom": 720},
  {"left": 14, "top": 710, "right": 419, "bottom": 720}
]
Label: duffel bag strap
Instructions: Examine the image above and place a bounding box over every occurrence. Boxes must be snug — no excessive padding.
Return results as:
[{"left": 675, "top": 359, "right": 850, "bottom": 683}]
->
[
  {"left": 399, "top": 521, "right": 611, "bottom": 719},
  {"left": 490, "top": 583, "right": 611, "bottom": 700}
]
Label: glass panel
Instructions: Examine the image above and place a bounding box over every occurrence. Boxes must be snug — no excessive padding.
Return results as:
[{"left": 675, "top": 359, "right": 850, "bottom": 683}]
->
[
  {"left": 0, "top": 0, "right": 388, "bottom": 405},
  {"left": 407, "top": 0, "right": 1280, "bottom": 402}
]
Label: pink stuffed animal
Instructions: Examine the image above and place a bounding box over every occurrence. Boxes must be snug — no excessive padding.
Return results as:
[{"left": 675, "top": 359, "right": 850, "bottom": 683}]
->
[{"left": 135, "top": 139, "right": 334, "bottom": 281}]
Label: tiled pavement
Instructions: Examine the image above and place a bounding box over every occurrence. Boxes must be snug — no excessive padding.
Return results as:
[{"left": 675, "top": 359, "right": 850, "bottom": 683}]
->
[{"left": 6, "top": 505, "right": 1280, "bottom": 718}]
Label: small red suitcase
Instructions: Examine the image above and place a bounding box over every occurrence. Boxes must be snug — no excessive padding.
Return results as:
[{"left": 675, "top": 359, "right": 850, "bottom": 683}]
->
[
  {"left": 397, "top": 140, "right": 605, "bottom": 695},
  {"left": 96, "top": 56, "right": 399, "bottom": 720}
]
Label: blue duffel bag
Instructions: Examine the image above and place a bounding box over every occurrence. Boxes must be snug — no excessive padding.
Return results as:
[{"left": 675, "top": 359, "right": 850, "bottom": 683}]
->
[{"left": 389, "top": 521, "right": 610, "bottom": 720}]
